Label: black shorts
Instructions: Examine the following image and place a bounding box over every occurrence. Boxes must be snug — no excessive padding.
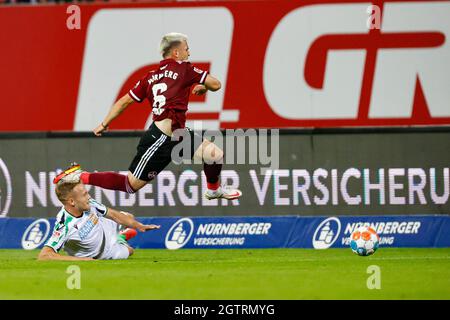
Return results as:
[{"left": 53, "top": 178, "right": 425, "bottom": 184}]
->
[{"left": 128, "top": 122, "right": 203, "bottom": 181}]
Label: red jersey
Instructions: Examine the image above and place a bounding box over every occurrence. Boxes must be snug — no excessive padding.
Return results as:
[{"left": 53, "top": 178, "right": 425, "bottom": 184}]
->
[{"left": 128, "top": 58, "right": 208, "bottom": 131}]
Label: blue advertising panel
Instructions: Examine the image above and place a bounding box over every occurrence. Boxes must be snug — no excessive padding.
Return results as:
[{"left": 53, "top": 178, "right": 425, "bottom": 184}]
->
[
  {"left": 0, "top": 215, "right": 448, "bottom": 251},
  {"left": 0, "top": 218, "right": 54, "bottom": 249},
  {"left": 128, "top": 216, "right": 297, "bottom": 249},
  {"left": 287, "top": 215, "right": 448, "bottom": 249},
  {"left": 435, "top": 217, "right": 450, "bottom": 247}
]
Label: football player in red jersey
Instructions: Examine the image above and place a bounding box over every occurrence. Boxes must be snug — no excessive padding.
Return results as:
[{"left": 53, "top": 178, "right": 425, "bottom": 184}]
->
[{"left": 55, "top": 33, "right": 241, "bottom": 201}]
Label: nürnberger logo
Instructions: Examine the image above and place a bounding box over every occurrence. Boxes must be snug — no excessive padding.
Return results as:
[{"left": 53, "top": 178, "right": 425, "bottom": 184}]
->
[
  {"left": 312, "top": 217, "right": 341, "bottom": 249},
  {"left": 22, "top": 219, "right": 51, "bottom": 250},
  {"left": 165, "top": 218, "right": 194, "bottom": 250}
]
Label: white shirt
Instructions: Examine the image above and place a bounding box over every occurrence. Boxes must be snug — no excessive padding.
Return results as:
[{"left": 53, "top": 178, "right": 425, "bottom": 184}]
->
[{"left": 44, "top": 199, "right": 119, "bottom": 259}]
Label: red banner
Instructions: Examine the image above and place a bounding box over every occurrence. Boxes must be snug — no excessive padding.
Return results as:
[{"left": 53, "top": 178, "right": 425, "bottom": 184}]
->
[{"left": 0, "top": 0, "right": 449, "bottom": 131}]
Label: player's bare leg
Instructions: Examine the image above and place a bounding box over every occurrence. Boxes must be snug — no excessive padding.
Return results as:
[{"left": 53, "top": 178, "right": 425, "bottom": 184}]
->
[
  {"left": 126, "top": 171, "right": 148, "bottom": 191},
  {"left": 195, "top": 140, "right": 242, "bottom": 200}
]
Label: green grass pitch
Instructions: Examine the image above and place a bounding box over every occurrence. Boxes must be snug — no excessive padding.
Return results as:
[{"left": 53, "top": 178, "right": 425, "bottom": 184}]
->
[{"left": 0, "top": 248, "right": 449, "bottom": 299}]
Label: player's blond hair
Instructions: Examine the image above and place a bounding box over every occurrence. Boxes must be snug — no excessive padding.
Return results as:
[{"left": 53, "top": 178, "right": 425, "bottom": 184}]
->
[
  {"left": 160, "top": 32, "right": 188, "bottom": 58},
  {"left": 55, "top": 182, "right": 79, "bottom": 203}
]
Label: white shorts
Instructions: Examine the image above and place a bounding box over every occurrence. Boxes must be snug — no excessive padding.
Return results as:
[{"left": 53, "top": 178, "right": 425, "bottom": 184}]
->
[
  {"left": 98, "top": 218, "right": 131, "bottom": 260},
  {"left": 103, "top": 242, "right": 130, "bottom": 260}
]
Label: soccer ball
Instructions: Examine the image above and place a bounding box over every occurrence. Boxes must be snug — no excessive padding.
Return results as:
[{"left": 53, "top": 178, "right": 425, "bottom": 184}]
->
[{"left": 350, "top": 226, "right": 380, "bottom": 256}]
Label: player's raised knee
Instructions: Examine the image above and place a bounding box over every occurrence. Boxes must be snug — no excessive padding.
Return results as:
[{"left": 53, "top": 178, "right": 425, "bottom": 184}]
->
[
  {"left": 202, "top": 142, "right": 223, "bottom": 164},
  {"left": 211, "top": 146, "right": 224, "bottom": 162}
]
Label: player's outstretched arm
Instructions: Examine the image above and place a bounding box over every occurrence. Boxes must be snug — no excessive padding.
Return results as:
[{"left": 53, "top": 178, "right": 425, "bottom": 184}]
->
[
  {"left": 93, "top": 93, "right": 135, "bottom": 136},
  {"left": 105, "top": 208, "right": 161, "bottom": 233},
  {"left": 37, "top": 246, "right": 94, "bottom": 261}
]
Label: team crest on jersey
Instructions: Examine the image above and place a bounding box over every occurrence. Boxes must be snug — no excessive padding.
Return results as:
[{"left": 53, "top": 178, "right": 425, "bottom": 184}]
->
[
  {"left": 193, "top": 67, "right": 203, "bottom": 74},
  {"left": 148, "top": 171, "right": 158, "bottom": 180}
]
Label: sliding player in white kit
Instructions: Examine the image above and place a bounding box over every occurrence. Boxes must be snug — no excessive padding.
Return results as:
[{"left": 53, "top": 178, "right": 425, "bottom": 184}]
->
[{"left": 38, "top": 181, "right": 160, "bottom": 261}]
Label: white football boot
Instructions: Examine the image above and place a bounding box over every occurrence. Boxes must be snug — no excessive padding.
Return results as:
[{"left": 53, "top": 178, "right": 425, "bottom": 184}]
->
[
  {"left": 204, "top": 186, "right": 242, "bottom": 200},
  {"left": 53, "top": 162, "right": 83, "bottom": 184}
]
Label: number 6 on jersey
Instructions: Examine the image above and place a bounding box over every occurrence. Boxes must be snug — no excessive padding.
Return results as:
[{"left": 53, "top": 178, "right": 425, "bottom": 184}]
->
[{"left": 152, "top": 83, "right": 167, "bottom": 116}]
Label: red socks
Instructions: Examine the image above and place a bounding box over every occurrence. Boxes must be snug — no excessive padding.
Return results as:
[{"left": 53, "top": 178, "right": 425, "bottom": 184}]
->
[
  {"left": 80, "top": 172, "right": 135, "bottom": 194},
  {"left": 80, "top": 172, "right": 90, "bottom": 184},
  {"left": 81, "top": 165, "right": 221, "bottom": 193},
  {"left": 204, "top": 163, "right": 222, "bottom": 191}
]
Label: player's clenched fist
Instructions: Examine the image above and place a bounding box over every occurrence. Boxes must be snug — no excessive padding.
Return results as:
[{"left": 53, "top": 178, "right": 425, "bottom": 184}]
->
[
  {"left": 93, "top": 122, "right": 109, "bottom": 136},
  {"left": 192, "top": 84, "right": 208, "bottom": 96}
]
